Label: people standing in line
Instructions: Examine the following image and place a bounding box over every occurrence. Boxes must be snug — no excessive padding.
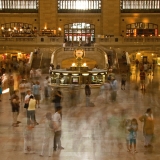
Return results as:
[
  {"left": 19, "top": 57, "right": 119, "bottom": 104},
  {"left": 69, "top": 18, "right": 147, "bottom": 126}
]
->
[
  {"left": 139, "top": 69, "right": 146, "bottom": 90},
  {"left": 85, "top": 81, "right": 91, "bottom": 107},
  {"left": 110, "top": 76, "right": 118, "bottom": 102},
  {"left": 27, "top": 95, "right": 39, "bottom": 126},
  {"left": 52, "top": 106, "right": 64, "bottom": 151},
  {"left": 8, "top": 75, "right": 14, "bottom": 99},
  {"left": 11, "top": 90, "right": 21, "bottom": 127},
  {"left": 23, "top": 125, "right": 35, "bottom": 154},
  {"left": 121, "top": 73, "right": 127, "bottom": 90},
  {"left": 40, "top": 112, "right": 54, "bottom": 157},
  {"left": 128, "top": 118, "right": 138, "bottom": 153},
  {"left": 139, "top": 108, "right": 154, "bottom": 148},
  {"left": 52, "top": 87, "right": 62, "bottom": 111},
  {"left": 32, "top": 81, "right": 41, "bottom": 108}
]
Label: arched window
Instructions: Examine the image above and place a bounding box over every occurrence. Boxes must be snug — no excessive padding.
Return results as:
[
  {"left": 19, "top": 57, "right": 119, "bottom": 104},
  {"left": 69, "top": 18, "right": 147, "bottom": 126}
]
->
[
  {"left": 121, "top": 0, "right": 160, "bottom": 12},
  {"left": 64, "top": 23, "right": 95, "bottom": 43},
  {"left": 1, "top": 22, "right": 35, "bottom": 37},
  {"left": 0, "top": 0, "right": 38, "bottom": 13},
  {"left": 126, "top": 22, "right": 158, "bottom": 37},
  {"left": 58, "top": 0, "right": 101, "bottom": 13}
]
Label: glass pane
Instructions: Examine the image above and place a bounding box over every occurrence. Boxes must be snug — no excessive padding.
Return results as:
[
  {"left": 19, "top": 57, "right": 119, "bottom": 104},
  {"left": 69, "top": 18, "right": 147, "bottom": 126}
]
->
[{"left": 58, "top": 0, "right": 101, "bottom": 13}]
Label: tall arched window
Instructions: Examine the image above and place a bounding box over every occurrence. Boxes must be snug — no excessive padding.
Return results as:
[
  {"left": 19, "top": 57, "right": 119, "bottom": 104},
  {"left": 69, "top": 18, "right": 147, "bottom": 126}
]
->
[
  {"left": 121, "top": 0, "right": 160, "bottom": 12},
  {"left": 58, "top": 0, "right": 101, "bottom": 13},
  {"left": 0, "top": 0, "right": 38, "bottom": 13},
  {"left": 64, "top": 23, "right": 95, "bottom": 43},
  {"left": 126, "top": 22, "right": 158, "bottom": 37}
]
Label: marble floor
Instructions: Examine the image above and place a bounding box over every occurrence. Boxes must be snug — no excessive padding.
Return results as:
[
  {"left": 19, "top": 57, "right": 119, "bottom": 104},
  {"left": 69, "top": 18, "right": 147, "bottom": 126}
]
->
[{"left": 0, "top": 64, "right": 160, "bottom": 160}]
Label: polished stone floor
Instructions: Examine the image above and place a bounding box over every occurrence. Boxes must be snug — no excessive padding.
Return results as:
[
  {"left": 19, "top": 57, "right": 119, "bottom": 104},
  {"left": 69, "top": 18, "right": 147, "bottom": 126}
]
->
[{"left": 0, "top": 64, "right": 160, "bottom": 160}]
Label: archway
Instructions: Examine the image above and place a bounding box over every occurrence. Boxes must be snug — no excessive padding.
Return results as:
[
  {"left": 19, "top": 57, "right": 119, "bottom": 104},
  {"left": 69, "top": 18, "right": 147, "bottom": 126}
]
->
[{"left": 64, "top": 23, "right": 95, "bottom": 43}]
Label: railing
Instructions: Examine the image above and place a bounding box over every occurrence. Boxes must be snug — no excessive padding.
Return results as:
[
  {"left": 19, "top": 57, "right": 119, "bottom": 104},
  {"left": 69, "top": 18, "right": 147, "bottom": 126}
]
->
[
  {"left": 0, "top": 37, "right": 36, "bottom": 42},
  {"left": 1, "top": 36, "right": 160, "bottom": 44},
  {"left": 64, "top": 47, "right": 95, "bottom": 51}
]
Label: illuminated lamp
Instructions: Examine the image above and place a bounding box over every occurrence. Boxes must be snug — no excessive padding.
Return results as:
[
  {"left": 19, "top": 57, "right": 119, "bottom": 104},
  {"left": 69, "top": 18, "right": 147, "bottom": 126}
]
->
[
  {"left": 72, "top": 74, "right": 78, "bottom": 76},
  {"left": 63, "top": 73, "right": 68, "bottom": 76},
  {"left": 82, "top": 63, "right": 87, "bottom": 67},
  {"left": 72, "top": 63, "right": 76, "bottom": 67},
  {"left": 82, "top": 73, "right": 89, "bottom": 76}
]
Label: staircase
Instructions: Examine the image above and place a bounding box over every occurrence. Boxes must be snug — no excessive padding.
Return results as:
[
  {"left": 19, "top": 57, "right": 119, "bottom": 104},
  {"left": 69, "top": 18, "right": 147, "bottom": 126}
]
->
[
  {"left": 31, "top": 56, "right": 41, "bottom": 69},
  {"left": 118, "top": 58, "right": 130, "bottom": 73}
]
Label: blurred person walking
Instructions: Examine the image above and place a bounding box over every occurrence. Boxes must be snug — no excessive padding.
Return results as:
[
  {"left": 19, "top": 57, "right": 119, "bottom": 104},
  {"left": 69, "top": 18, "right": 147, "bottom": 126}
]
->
[
  {"left": 52, "top": 87, "right": 63, "bottom": 111},
  {"left": 85, "top": 81, "right": 91, "bottom": 107},
  {"left": 11, "top": 90, "right": 21, "bottom": 127},
  {"left": 8, "top": 75, "right": 14, "bottom": 99},
  {"left": 110, "top": 76, "right": 118, "bottom": 102},
  {"left": 139, "top": 108, "right": 154, "bottom": 148},
  {"left": 52, "top": 106, "right": 64, "bottom": 151},
  {"left": 32, "top": 81, "right": 41, "bottom": 108},
  {"left": 40, "top": 112, "right": 54, "bottom": 157},
  {"left": 139, "top": 69, "right": 146, "bottom": 90}
]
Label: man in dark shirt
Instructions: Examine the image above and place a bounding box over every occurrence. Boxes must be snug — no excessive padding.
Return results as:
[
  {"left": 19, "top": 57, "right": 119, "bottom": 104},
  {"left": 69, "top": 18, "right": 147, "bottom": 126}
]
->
[{"left": 11, "top": 90, "right": 21, "bottom": 127}]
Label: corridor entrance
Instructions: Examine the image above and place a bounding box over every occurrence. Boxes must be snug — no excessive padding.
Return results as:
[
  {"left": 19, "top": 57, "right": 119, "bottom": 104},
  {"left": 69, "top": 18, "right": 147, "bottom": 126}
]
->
[{"left": 64, "top": 23, "right": 95, "bottom": 44}]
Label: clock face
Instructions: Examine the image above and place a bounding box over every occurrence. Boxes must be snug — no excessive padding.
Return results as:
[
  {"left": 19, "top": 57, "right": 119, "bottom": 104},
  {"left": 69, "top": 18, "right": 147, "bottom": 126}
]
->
[{"left": 74, "top": 48, "right": 85, "bottom": 59}]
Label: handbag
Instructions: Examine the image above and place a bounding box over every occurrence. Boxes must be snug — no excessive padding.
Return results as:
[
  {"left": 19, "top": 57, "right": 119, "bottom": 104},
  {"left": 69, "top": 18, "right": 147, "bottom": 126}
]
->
[{"left": 24, "top": 103, "right": 29, "bottom": 109}]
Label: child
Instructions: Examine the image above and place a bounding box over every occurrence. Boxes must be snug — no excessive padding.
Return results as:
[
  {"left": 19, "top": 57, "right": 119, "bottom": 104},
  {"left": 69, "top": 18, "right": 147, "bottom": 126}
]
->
[
  {"left": 24, "top": 125, "right": 35, "bottom": 154},
  {"left": 128, "top": 118, "right": 138, "bottom": 153},
  {"left": 40, "top": 112, "right": 54, "bottom": 157}
]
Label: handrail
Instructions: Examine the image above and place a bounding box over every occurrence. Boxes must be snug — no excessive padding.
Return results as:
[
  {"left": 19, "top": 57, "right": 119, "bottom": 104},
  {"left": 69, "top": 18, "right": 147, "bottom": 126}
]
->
[
  {"left": 50, "top": 47, "right": 63, "bottom": 65},
  {"left": 28, "top": 52, "right": 34, "bottom": 68}
]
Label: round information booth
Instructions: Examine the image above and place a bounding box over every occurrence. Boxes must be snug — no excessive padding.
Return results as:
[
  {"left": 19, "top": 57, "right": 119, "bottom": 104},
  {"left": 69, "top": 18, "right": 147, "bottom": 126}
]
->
[{"left": 50, "top": 48, "right": 108, "bottom": 86}]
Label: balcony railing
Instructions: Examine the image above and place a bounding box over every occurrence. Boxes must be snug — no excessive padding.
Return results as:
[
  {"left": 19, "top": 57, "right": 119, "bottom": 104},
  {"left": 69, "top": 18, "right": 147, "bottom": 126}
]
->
[{"left": 1, "top": 36, "right": 160, "bottom": 45}]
